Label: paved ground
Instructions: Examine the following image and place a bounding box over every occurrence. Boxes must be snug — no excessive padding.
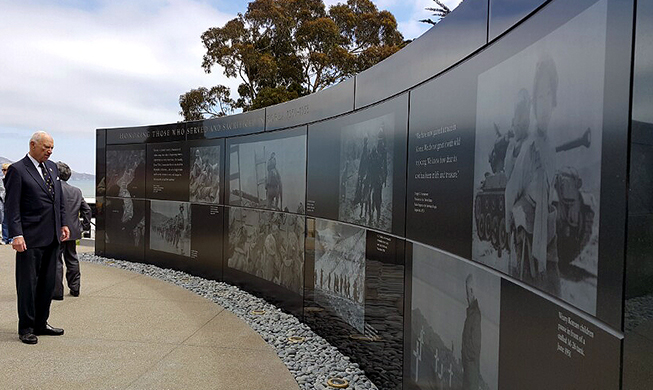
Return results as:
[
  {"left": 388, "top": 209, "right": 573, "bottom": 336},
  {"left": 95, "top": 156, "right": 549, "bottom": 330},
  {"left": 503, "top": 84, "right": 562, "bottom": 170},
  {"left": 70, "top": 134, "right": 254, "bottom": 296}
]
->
[{"left": 0, "top": 240, "right": 300, "bottom": 390}]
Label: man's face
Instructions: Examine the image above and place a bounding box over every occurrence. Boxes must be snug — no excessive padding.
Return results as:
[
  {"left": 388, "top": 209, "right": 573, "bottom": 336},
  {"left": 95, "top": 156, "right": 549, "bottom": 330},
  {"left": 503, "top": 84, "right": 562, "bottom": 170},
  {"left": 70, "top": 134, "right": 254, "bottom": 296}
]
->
[{"left": 30, "top": 135, "right": 54, "bottom": 163}]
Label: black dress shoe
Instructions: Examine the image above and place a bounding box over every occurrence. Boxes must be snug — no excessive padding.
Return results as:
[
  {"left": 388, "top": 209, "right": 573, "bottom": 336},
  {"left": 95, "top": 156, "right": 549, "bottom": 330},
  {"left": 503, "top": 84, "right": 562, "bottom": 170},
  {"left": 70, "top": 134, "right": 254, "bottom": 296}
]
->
[
  {"left": 34, "top": 324, "right": 64, "bottom": 336},
  {"left": 19, "top": 333, "right": 38, "bottom": 344},
  {"left": 52, "top": 296, "right": 64, "bottom": 301},
  {"left": 70, "top": 289, "right": 79, "bottom": 297}
]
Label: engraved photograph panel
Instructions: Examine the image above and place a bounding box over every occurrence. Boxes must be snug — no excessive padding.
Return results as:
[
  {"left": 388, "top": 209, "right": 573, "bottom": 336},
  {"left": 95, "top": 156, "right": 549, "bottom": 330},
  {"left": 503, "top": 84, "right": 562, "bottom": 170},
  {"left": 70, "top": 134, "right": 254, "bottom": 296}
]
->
[
  {"left": 314, "top": 219, "right": 366, "bottom": 333},
  {"left": 189, "top": 145, "right": 221, "bottom": 204},
  {"left": 149, "top": 200, "right": 191, "bottom": 257},
  {"left": 105, "top": 198, "right": 146, "bottom": 247},
  {"left": 105, "top": 197, "right": 146, "bottom": 261},
  {"left": 106, "top": 147, "right": 146, "bottom": 198},
  {"left": 228, "top": 129, "right": 306, "bottom": 213},
  {"left": 227, "top": 207, "right": 305, "bottom": 294},
  {"left": 472, "top": 0, "right": 606, "bottom": 315},
  {"left": 339, "top": 114, "right": 394, "bottom": 232},
  {"left": 410, "top": 244, "right": 501, "bottom": 390}
]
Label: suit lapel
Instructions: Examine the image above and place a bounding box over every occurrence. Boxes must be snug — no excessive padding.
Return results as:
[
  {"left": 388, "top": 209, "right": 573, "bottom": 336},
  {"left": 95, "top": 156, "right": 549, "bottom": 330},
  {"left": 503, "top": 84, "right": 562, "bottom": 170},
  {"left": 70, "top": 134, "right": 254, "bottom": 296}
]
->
[{"left": 21, "top": 156, "right": 51, "bottom": 198}]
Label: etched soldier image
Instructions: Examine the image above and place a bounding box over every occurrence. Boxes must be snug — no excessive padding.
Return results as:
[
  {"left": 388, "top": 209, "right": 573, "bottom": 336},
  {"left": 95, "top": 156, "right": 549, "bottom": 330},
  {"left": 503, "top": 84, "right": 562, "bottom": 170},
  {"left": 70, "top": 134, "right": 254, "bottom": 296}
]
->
[
  {"left": 150, "top": 200, "right": 191, "bottom": 257},
  {"left": 106, "top": 148, "right": 146, "bottom": 198},
  {"left": 227, "top": 208, "right": 305, "bottom": 294},
  {"left": 472, "top": 1, "right": 606, "bottom": 315},
  {"left": 339, "top": 114, "right": 394, "bottom": 231},
  {"left": 461, "top": 274, "right": 481, "bottom": 390},
  {"left": 410, "top": 244, "right": 500, "bottom": 390},
  {"left": 105, "top": 198, "right": 145, "bottom": 247},
  {"left": 189, "top": 145, "right": 220, "bottom": 203},
  {"left": 228, "top": 132, "right": 306, "bottom": 213},
  {"left": 314, "top": 219, "right": 366, "bottom": 333}
]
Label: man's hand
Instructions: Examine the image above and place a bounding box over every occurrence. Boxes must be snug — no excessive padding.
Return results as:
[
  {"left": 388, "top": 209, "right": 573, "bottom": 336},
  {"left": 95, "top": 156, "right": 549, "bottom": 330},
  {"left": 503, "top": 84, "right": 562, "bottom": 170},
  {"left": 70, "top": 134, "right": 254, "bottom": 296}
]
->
[
  {"left": 12, "top": 236, "right": 27, "bottom": 252},
  {"left": 61, "top": 226, "right": 70, "bottom": 241}
]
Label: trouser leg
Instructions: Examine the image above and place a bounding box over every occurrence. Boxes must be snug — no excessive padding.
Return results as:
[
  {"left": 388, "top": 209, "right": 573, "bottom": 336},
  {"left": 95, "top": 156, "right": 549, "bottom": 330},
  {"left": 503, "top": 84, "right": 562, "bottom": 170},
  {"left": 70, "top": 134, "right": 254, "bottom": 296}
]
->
[
  {"left": 54, "top": 244, "right": 64, "bottom": 298},
  {"left": 1, "top": 215, "right": 9, "bottom": 243},
  {"left": 16, "top": 248, "right": 40, "bottom": 334},
  {"left": 34, "top": 241, "right": 58, "bottom": 329},
  {"left": 63, "top": 241, "right": 80, "bottom": 293}
]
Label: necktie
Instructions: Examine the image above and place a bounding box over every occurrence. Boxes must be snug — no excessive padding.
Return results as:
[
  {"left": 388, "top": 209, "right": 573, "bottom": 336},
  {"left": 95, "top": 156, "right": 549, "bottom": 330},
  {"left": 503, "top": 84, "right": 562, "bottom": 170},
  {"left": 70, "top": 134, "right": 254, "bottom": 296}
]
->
[{"left": 39, "top": 162, "right": 54, "bottom": 196}]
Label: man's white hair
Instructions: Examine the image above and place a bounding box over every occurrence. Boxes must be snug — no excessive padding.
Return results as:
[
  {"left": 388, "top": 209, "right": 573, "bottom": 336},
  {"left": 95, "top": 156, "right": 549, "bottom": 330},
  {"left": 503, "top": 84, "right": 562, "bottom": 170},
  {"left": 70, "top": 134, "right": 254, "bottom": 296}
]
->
[{"left": 30, "top": 131, "right": 50, "bottom": 145}]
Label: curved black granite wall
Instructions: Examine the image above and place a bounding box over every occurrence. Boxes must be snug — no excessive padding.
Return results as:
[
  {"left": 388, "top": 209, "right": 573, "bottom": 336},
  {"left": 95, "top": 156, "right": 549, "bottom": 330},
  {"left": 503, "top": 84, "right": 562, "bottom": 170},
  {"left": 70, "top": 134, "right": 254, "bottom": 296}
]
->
[{"left": 96, "top": 0, "right": 651, "bottom": 388}]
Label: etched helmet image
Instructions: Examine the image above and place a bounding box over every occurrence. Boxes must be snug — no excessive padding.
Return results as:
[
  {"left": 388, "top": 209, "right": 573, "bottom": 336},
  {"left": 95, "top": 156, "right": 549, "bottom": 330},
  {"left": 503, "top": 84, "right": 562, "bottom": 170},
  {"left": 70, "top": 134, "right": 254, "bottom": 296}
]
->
[
  {"left": 533, "top": 54, "right": 558, "bottom": 134},
  {"left": 465, "top": 273, "right": 476, "bottom": 305},
  {"left": 268, "top": 152, "right": 277, "bottom": 170}
]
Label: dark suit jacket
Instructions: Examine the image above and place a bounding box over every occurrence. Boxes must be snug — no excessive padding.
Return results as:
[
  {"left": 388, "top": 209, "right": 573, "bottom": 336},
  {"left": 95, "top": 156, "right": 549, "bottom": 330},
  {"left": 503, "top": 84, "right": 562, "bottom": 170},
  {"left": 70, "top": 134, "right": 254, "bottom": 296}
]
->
[
  {"left": 5, "top": 156, "right": 67, "bottom": 248},
  {"left": 61, "top": 181, "right": 91, "bottom": 241}
]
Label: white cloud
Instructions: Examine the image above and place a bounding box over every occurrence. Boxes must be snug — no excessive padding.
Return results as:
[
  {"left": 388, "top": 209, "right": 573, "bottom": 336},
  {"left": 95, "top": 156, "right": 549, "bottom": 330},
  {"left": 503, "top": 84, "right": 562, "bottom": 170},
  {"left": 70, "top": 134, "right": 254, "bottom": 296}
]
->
[{"left": 0, "top": 0, "right": 236, "bottom": 136}]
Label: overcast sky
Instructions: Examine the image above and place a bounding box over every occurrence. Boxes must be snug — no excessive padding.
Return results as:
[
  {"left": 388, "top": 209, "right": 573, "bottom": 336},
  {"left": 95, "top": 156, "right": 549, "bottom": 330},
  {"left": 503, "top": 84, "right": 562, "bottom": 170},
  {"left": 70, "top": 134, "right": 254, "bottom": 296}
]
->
[{"left": 0, "top": 0, "right": 462, "bottom": 174}]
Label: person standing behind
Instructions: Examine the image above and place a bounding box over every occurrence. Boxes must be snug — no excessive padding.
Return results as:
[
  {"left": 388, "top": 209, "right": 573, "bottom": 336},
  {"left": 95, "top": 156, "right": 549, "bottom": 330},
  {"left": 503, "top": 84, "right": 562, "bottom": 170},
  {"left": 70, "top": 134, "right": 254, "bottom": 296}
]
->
[
  {"left": 5, "top": 131, "right": 70, "bottom": 344},
  {"left": 53, "top": 161, "right": 91, "bottom": 300},
  {"left": 0, "top": 163, "right": 6, "bottom": 244},
  {"left": 1, "top": 163, "right": 11, "bottom": 244}
]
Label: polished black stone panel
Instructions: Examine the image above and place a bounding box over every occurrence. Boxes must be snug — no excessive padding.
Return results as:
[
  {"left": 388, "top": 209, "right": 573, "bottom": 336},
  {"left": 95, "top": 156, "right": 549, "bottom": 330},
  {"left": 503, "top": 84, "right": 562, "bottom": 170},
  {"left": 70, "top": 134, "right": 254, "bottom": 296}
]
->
[
  {"left": 407, "top": 0, "right": 631, "bottom": 329},
  {"left": 105, "top": 122, "right": 186, "bottom": 145},
  {"left": 489, "top": 0, "right": 547, "bottom": 41},
  {"left": 226, "top": 127, "right": 306, "bottom": 214},
  {"left": 95, "top": 196, "right": 105, "bottom": 256},
  {"left": 406, "top": 65, "right": 476, "bottom": 260},
  {"left": 95, "top": 130, "right": 107, "bottom": 257},
  {"left": 265, "top": 78, "right": 354, "bottom": 131},
  {"left": 628, "top": 135, "right": 653, "bottom": 218},
  {"left": 499, "top": 279, "right": 622, "bottom": 389},
  {"left": 106, "top": 144, "right": 146, "bottom": 199},
  {"left": 625, "top": 214, "right": 653, "bottom": 299},
  {"left": 594, "top": 0, "right": 634, "bottom": 329},
  {"left": 305, "top": 218, "right": 405, "bottom": 390},
  {"left": 624, "top": 1, "right": 653, "bottom": 387},
  {"left": 224, "top": 206, "right": 305, "bottom": 315},
  {"left": 146, "top": 141, "right": 190, "bottom": 201},
  {"left": 187, "top": 138, "right": 225, "bottom": 205},
  {"left": 307, "top": 94, "right": 408, "bottom": 235},
  {"left": 405, "top": 243, "right": 501, "bottom": 390},
  {"left": 186, "top": 108, "right": 266, "bottom": 140},
  {"left": 145, "top": 201, "right": 224, "bottom": 281},
  {"left": 96, "top": 129, "right": 106, "bottom": 198},
  {"left": 104, "top": 197, "right": 146, "bottom": 262},
  {"left": 354, "top": 0, "right": 487, "bottom": 109}
]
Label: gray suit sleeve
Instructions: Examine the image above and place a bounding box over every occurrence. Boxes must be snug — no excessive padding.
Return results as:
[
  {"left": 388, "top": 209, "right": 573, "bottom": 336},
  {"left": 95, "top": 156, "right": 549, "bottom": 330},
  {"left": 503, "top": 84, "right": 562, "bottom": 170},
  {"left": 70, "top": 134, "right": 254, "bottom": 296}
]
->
[{"left": 80, "top": 197, "right": 92, "bottom": 231}]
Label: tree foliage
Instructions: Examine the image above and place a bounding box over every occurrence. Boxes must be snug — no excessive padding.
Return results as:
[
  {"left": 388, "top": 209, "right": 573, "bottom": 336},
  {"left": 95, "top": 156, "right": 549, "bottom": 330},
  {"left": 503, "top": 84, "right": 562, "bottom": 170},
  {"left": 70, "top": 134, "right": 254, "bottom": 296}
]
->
[
  {"left": 179, "top": 85, "right": 235, "bottom": 121},
  {"left": 179, "top": 0, "right": 405, "bottom": 120}
]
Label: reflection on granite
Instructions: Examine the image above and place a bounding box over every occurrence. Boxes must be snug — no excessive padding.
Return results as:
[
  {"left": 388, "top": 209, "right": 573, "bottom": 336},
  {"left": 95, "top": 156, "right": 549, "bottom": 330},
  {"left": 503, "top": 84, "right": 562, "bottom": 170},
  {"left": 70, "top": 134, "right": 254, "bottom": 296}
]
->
[
  {"left": 625, "top": 294, "right": 653, "bottom": 335},
  {"left": 304, "top": 257, "right": 404, "bottom": 389}
]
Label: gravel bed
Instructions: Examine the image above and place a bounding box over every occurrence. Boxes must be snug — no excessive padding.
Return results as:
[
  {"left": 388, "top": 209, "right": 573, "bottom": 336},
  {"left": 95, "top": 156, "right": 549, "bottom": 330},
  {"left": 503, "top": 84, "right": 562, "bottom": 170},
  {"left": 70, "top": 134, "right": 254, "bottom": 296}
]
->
[{"left": 80, "top": 253, "right": 378, "bottom": 390}]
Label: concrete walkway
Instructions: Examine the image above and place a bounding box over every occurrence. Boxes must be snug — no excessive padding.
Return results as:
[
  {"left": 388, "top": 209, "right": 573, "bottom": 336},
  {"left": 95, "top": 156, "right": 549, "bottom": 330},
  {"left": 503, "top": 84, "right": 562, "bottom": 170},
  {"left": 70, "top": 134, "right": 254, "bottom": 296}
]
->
[{"left": 0, "top": 241, "right": 300, "bottom": 390}]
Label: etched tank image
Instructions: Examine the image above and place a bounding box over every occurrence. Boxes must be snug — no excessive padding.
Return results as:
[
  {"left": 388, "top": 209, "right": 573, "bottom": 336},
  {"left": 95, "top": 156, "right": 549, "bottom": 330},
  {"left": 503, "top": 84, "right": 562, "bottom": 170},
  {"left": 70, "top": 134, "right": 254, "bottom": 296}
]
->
[
  {"left": 474, "top": 127, "right": 595, "bottom": 268},
  {"left": 474, "top": 126, "right": 511, "bottom": 256}
]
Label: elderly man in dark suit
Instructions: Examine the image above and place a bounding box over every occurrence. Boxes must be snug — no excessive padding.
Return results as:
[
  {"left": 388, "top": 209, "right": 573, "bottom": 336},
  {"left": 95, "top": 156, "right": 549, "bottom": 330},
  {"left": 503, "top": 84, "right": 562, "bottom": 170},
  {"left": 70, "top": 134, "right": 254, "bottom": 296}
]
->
[
  {"left": 5, "top": 131, "right": 70, "bottom": 344},
  {"left": 53, "top": 161, "right": 91, "bottom": 300}
]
